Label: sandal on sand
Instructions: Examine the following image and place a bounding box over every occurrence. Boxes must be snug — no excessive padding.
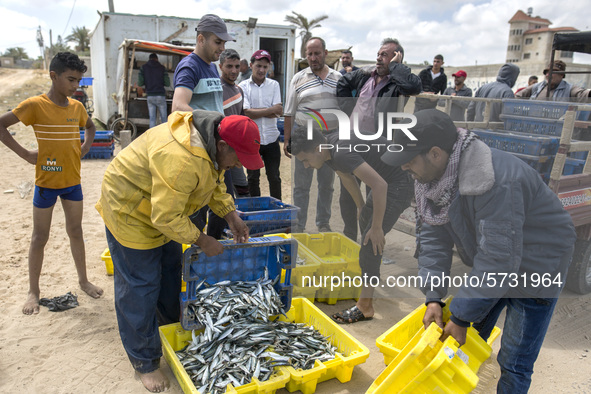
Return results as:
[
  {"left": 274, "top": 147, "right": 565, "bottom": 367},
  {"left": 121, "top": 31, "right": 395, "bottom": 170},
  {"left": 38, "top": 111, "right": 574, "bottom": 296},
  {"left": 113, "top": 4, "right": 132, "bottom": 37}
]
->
[{"left": 331, "top": 306, "right": 373, "bottom": 324}]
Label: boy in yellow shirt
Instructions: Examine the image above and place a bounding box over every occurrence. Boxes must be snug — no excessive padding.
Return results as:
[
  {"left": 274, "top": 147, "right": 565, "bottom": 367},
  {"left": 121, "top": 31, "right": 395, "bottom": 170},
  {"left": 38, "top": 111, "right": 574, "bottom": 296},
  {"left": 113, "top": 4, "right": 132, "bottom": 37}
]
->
[{"left": 0, "top": 52, "right": 103, "bottom": 315}]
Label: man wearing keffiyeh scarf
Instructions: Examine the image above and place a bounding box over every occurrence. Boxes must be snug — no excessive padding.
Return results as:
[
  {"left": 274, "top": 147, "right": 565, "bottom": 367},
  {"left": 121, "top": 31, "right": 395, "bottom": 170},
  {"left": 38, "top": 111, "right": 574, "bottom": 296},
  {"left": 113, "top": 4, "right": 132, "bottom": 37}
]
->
[
  {"left": 382, "top": 109, "right": 575, "bottom": 393},
  {"left": 414, "top": 128, "right": 478, "bottom": 226}
]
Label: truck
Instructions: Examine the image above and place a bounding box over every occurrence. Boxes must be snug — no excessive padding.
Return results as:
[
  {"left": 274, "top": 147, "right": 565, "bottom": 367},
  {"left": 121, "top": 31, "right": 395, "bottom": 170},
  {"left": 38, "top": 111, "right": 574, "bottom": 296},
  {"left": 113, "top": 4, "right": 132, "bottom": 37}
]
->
[
  {"left": 90, "top": 12, "right": 296, "bottom": 133},
  {"left": 431, "top": 30, "right": 591, "bottom": 294}
]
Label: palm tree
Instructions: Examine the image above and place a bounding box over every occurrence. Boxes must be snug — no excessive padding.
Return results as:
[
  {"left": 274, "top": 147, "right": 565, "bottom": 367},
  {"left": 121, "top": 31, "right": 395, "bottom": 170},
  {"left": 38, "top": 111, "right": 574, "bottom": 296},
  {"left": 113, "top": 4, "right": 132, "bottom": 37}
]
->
[
  {"left": 66, "top": 26, "right": 90, "bottom": 53},
  {"left": 284, "top": 11, "right": 328, "bottom": 58},
  {"left": 2, "top": 47, "right": 29, "bottom": 61},
  {"left": 49, "top": 35, "right": 71, "bottom": 57}
]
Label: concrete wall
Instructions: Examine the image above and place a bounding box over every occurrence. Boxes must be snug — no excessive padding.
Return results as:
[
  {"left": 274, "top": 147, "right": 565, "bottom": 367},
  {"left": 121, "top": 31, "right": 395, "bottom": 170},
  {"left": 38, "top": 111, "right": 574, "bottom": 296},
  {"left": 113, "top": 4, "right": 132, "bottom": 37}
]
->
[{"left": 408, "top": 62, "right": 591, "bottom": 93}]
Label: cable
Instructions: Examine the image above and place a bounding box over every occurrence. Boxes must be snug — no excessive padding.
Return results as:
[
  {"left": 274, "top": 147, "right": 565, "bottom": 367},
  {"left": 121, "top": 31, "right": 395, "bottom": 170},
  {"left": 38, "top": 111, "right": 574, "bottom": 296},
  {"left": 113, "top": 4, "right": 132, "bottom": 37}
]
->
[{"left": 62, "top": 0, "right": 77, "bottom": 37}]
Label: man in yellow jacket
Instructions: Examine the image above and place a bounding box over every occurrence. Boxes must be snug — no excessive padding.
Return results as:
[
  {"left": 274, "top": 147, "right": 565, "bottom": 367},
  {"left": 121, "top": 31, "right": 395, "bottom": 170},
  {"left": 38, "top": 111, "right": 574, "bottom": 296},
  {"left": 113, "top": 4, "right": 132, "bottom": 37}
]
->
[{"left": 96, "top": 109, "right": 263, "bottom": 392}]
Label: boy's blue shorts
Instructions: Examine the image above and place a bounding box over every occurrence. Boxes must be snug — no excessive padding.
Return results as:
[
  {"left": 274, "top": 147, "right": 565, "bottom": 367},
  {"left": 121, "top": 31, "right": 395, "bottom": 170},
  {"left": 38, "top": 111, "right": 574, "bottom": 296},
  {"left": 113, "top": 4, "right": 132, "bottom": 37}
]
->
[{"left": 33, "top": 184, "right": 83, "bottom": 209}]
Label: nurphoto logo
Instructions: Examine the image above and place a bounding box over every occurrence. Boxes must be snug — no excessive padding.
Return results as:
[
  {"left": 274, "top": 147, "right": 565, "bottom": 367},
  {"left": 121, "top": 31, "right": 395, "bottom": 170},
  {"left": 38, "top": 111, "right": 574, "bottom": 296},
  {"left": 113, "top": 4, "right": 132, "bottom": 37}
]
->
[{"left": 303, "top": 108, "right": 418, "bottom": 152}]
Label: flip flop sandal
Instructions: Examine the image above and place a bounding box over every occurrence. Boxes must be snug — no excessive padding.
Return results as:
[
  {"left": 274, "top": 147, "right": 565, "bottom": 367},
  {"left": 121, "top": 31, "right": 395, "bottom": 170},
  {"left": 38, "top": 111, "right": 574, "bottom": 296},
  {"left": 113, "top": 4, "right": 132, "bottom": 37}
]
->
[{"left": 331, "top": 305, "right": 373, "bottom": 324}]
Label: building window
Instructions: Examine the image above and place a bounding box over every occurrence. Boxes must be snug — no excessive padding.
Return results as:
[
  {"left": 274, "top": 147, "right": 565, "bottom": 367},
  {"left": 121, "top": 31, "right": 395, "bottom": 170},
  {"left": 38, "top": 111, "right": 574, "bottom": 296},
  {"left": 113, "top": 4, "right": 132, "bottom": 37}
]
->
[
  {"left": 561, "top": 51, "right": 574, "bottom": 58},
  {"left": 525, "top": 38, "right": 533, "bottom": 45},
  {"left": 523, "top": 53, "right": 531, "bottom": 59}
]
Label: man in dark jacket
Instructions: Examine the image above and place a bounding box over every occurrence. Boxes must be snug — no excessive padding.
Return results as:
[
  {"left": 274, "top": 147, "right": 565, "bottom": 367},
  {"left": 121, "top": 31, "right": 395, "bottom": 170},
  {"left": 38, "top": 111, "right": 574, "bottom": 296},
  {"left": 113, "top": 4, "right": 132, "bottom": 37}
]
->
[
  {"left": 382, "top": 109, "right": 576, "bottom": 393},
  {"left": 138, "top": 53, "right": 170, "bottom": 128},
  {"left": 336, "top": 38, "right": 421, "bottom": 241},
  {"left": 414, "top": 54, "right": 447, "bottom": 112},
  {"left": 467, "top": 63, "right": 520, "bottom": 122}
]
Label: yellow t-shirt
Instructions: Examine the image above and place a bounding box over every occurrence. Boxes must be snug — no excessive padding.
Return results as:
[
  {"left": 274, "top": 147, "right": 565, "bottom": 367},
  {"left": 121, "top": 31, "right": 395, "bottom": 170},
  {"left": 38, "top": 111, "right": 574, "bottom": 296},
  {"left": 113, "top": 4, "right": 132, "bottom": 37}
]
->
[{"left": 13, "top": 94, "right": 88, "bottom": 189}]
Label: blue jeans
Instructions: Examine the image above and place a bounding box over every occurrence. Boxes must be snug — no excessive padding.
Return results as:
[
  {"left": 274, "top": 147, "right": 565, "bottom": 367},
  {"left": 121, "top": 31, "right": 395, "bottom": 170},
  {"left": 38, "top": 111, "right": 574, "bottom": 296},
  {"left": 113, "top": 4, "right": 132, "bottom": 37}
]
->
[
  {"left": 147, "top": 95, "right": 167, "bottom": 128},
  {"left": 106, "top": 227, "right": 182, "bottom": 374},
  {"left": 293, "top": 157, "right": 334, "bottom": 229},
  {"left": 472, "top": 297, "right": 559, "bottom": 393}
]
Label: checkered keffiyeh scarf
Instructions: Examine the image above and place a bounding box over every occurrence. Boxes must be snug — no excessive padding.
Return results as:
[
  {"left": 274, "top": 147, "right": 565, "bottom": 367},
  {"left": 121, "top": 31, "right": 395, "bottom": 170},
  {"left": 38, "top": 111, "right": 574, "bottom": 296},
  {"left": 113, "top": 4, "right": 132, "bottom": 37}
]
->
[{"left": 415, "top": 129, "right": 478, "bottom": 225}]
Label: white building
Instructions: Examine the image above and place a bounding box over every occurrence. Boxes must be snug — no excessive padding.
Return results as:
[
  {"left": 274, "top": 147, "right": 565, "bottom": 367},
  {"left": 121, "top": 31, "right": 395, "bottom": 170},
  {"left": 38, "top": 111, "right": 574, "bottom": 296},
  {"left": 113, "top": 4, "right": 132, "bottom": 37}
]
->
[{"left": 90, "top": 12, "right": 295, "bottom": 128}]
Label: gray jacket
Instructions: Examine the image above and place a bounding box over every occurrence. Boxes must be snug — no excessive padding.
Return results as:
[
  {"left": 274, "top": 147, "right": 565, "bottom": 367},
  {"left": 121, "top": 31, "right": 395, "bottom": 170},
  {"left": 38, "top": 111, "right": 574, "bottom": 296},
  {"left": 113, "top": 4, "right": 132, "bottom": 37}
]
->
[
  {"left": 417, "top": 139, "right": 575, "bottom": 325},
  {"left": 437, "top": 85, "right": 473, "bottom": 121},
  {"left": 466, "top": 64, "right": 519, "bottom": 122}
]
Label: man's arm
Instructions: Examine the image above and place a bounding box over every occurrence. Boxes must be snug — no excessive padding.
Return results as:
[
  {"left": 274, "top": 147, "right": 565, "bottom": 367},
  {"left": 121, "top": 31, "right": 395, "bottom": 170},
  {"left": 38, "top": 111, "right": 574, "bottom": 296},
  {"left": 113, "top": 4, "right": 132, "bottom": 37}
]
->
[
  {"left": 172, "top": 87, "right": 194, "bottom": 112},
  {"left": 0, "top": 111, "right": 36, "bottom": 164},
  {"left": 389, "top": 62, "right": 422, "bottom": 96},
  {"left": 80, "top": 117, "right": 96, "bottom": 158},
  {"left": 515, "top": 84, "right": 534, "bottom": 98},
  {"left": 283, "top": 115, "right": 293, "bottom": 158},
  {"left": 570, "top": 85, "right": 591, "bottom": 102},
  {"left": 352, "top": 163, "right": 388, "bottom": 255},
  {"left": 244, "top": 104, "right": 283, "bottom": 120},
  {"left": 336, "top": 69, "right": 366, "bottom": 115}
]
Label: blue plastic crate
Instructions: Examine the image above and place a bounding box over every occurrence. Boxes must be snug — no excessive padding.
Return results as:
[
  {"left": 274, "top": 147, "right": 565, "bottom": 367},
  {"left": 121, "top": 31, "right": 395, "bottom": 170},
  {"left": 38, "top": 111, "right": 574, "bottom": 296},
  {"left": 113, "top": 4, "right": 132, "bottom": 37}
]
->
[
  {"left": 278, "top": 118, "right": 285, "bottom": 142},
  {"left": 180, "top": 236, "right": 297, "bottom": 330},
  {"left": 500, "top": 114, "right": 564, "bottom": 136},
  {"left": 473, "top": 129, "right": 559, "bottom": 156},
  {"left": 82, "top": 144, "right": 115, "bottom": 160},
  {"left": 82, "top": 150, "right": 113, "bottom": 159},
  {"left": 510, "top": 152, "right": 553, "bottom": 180},
  {"left": 564, "top": 158, "right": 586, "bottom": 175},
  {"left": 80, "top": 130, "right": 114, "bottom": 142},
  {"left": 567, "top": 150, "right": 588, "bottom": 160},
  {"left": 502, "top": 99, "right": 569, "bottom": 119},
  {"left": 235, "top": 197, "right": 299, "bottom": 222},
  {"left": 79, "top": 77, "right": 93, "bottom": 86},
  {"left": 225, "top": 219, "right": 293, "bottom": 238}
]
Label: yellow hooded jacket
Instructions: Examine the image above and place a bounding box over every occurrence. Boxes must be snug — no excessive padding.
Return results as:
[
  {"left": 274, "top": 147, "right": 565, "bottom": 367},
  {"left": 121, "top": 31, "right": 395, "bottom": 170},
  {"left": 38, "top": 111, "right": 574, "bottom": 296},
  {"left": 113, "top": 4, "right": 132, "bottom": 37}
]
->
[{"left": 96, "top": 110, "right": 235, "bottom": 249}]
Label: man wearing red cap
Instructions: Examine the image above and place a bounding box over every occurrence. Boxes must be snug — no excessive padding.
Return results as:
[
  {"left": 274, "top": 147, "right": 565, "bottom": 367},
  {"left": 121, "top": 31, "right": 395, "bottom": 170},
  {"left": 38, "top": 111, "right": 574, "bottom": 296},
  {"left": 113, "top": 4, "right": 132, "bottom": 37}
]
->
[
  {"left": 239, "top": 49, "right": 283, "bottom": 200},
  {"left": 437, "top": 69, "right": 472, "bottom": 121},
  {"left": 96, "top": 110, "right": 263, "bottom": 392}
]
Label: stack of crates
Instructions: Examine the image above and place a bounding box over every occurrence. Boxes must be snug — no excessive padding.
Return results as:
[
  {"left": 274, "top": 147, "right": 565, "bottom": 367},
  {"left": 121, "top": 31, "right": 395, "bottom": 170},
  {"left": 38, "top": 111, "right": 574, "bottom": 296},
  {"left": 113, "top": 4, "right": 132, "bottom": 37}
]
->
[
  {"left": 227, "top": 196, "right": 299, "bottom": 237},
  {"left": 81, "top": 130, "right": 115, "bottom": 159},
  {"left": 369, "top": 300, "right": 501, "bottom": 393},
  {"left": 265, "top": 232, "right": 363, "bottom": 304},
  {"left": 488, "top": 99, "right": 589, "bottom": 180},
  {"left": 159, "top": 236, "right": 370, "bottom": 394}
]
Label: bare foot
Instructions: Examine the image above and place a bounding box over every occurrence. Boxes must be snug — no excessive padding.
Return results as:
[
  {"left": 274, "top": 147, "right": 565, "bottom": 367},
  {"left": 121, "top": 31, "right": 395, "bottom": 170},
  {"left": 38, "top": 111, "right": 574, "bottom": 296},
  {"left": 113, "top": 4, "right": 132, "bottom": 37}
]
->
[
  {"left": 80, "top": 281, "right": 104, "bottom": 298},
  {"left": 137, "top": 369, "right": 170, "bottom": 393},
  {"left": 23, "top": 292, "right": 40, "bottom": 315}
]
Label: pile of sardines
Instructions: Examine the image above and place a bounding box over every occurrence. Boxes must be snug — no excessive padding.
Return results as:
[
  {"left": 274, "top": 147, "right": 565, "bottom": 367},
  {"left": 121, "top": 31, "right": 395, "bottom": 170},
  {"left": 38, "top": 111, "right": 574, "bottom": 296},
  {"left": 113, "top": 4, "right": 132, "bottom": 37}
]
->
[{"left": 176, "top": 270, "right": 336, "bottom": 394}]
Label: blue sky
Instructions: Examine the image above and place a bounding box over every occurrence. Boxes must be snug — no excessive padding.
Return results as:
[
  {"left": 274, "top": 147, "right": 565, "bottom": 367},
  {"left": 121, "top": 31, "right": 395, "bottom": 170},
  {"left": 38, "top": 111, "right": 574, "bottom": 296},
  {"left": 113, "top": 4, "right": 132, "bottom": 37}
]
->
[{"left": 1, "top": 0, "right": 590, "bottom": 66}]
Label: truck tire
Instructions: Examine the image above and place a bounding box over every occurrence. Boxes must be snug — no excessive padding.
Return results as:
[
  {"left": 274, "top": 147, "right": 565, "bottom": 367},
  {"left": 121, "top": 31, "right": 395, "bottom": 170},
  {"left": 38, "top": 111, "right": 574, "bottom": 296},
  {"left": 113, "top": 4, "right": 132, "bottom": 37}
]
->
[
  {"left": 110, "top": 117, "right": 137, "bottom": 140},
  {"left": 565, "top": 239, "right": 591, "bottom": 294}
]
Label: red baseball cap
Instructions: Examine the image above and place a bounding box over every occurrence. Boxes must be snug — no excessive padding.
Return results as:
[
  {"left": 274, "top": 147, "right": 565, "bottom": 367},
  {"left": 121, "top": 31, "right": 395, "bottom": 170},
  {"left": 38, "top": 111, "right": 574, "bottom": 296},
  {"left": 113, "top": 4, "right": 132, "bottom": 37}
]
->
[
  {"left": 252, "top": 49, "right": 272, "bottom": 62},
  {"left": 218, "top": 115, "right": 263, "bottom": 170},
  {"left": 452, "top": 70, "right": 467, "bottom": 78}
]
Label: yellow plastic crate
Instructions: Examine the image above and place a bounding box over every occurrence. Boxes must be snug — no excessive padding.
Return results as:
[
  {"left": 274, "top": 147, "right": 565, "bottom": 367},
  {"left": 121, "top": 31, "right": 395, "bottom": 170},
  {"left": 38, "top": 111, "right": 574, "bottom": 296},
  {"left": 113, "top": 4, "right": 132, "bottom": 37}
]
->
[
  {"left": 159, "top": 298, "right": 369, "bottom": 394},
  {"left": 278, "top": 298, "right": 370, "bottom": 394},
  {"left": 292, "top": 284, "right": 317, "bottom": 303},
  {"left": 367, "top": 323, "right": 483, "bottom": 393},
  {"left": 101, "top": 246, "right": 188, "bottom": 291},
  {"left": 101, "top": 248, "right": 113, "bottom": 276},
  {"left": 160, "top": 323, "right": 290, "bottom": 394},
  {"left": 291, "top": 233, "right": 361, "bottom": 276},
  {"left": 269, "top": 234, "right": 323, "bottom": 288},
  {"left": 376, "top": 300, "right": 500, "bottom": 367},
  {"left": 292, "top": 233, "right": 362, "bottom": 304}
]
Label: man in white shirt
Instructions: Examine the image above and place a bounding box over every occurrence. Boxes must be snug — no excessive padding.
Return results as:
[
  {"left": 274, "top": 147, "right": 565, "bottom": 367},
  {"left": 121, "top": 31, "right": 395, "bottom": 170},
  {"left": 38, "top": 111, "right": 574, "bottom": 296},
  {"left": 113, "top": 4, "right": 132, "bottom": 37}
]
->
[{"left": 239, "top": 50, "right": 283, "bottom": 199}]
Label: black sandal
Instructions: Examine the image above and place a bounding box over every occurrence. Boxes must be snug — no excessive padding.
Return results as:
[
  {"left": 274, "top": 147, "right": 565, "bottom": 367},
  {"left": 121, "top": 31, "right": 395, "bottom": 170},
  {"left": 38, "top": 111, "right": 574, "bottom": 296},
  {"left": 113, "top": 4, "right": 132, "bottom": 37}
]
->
[{"left": 331, "top": 305, "right": 373, "bottom": 324}]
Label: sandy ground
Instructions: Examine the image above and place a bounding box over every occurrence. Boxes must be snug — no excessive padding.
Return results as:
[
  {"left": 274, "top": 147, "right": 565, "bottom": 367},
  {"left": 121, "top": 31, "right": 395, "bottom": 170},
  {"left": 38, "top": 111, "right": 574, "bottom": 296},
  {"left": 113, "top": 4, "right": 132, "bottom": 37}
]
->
[{"left": 0, "top": 69, "right": 590, "bottom": 394}]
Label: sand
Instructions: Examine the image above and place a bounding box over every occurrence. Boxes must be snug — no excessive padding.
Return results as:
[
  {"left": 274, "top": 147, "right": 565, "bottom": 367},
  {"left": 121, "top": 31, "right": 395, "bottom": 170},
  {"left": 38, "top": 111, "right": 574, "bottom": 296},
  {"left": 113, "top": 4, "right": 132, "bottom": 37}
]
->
[{"left": 0, "top": 69, "right": 590, "bottom": 394}]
